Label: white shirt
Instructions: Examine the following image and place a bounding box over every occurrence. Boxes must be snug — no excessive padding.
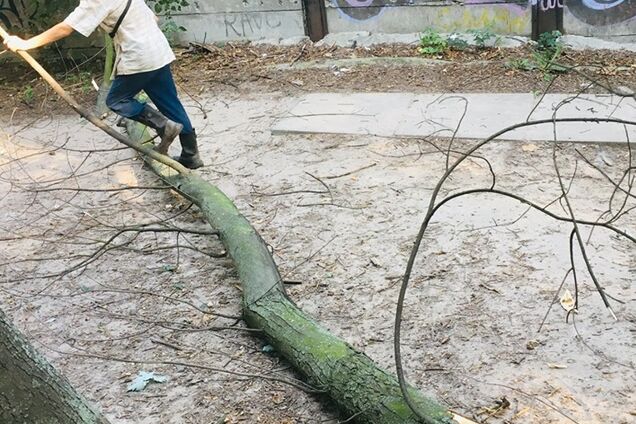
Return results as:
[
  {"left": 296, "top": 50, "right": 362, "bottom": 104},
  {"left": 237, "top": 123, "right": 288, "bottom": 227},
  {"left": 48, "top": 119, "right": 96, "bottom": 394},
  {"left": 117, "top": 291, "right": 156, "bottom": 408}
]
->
[{"left": 64, "top": 0, "right": 175, "bottom": 76}]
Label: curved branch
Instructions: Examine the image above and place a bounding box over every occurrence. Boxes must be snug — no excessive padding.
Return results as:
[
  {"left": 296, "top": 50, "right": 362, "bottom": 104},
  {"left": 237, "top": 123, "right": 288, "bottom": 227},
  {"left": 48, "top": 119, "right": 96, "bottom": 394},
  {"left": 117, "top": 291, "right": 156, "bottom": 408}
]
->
[{"left": 394, "top": 116, "right": 636, "bottom": 422}]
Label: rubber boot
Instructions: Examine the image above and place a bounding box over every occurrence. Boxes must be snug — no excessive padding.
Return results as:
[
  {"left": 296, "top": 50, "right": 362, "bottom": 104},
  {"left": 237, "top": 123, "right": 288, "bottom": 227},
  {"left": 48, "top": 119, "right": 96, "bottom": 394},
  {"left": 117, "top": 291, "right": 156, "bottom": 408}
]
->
[
  {"left": 133, "top": 104, "right": 183, "bottom": 155},
  {"left": 174, "top": 130, "right": 204, "bottom": 169}
]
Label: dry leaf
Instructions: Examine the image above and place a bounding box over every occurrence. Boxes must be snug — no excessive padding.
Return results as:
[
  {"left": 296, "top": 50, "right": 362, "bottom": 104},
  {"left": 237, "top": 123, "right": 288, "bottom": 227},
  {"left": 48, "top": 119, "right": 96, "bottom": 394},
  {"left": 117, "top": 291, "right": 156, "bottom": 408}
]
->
[
  {"left": 452, "top": 413, "right": 479, "bottom": 424},
  {"left": 272, "top": 392, "right": 284, "bottom": 404},
  {"left": 521, "top": 143, "right": 538, "bottom": 152},
  {"left": 547, "top": 363, "right": 568, "bottom": 369},
  {"left": 512, "top": 407, "right": 530, "bottom": 419},
  {"left": 560, "top": 289, "right": 575, "bottom": 312},
  {"left": 526, "top": 340, "right": 541, "bottom": 350}
]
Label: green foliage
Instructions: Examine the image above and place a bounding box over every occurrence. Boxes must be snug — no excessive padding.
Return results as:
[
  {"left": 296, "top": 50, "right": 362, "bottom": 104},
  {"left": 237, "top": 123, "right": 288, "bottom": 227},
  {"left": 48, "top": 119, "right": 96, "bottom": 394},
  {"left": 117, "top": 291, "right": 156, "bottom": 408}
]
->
[
  {"left": 65, "top": 71, "right": 94, "bottom": 94},
  {"left": 447, "top": 33, "right": 469, "bottom": 51},
  {"left": 537, "top": 30, "right": 562, "bottom": 53},
  {"left": 418, "top": 28, "right": 502, "bottom": 56},
  {"left": 506, "top": 57, "right": 536, "bottom": 72},
  {"left": 418, "top": 29, "right": 448, "bottom": 56},
  {"left": 22, "top": 86, "right": 34, "bottom": 105},
  {"left": 145, "top": 0, "right": 189, "bottom": 45},
  {"left": 533, "top": 31, "right": 567, "bottom": 75},
  {"left": 160, "top": 19, "right": 187, "bottom": 46},
  {"left": 505, "top": 31, "right": 567, "bottom": 78},
  {"left": 468, "top": 28, "right": 498, "bottom": 49},
  {"left": 147, "top": 0, "right": 190, "bottom": 15}
]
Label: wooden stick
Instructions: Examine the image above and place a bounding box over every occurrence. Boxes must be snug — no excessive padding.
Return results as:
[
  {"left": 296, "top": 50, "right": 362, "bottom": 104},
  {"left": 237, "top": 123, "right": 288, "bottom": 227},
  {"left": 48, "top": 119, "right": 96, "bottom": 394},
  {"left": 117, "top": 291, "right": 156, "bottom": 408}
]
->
[{"left": 0, "top": 25, "right": 189, "bottom": 175}]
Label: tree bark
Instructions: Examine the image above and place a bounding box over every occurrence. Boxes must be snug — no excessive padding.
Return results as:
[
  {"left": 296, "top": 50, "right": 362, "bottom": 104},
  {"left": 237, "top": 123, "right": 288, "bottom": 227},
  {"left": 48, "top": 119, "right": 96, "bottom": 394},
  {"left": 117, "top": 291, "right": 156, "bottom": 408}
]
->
[
  {"left": 0, "top": 309, "right": 110, "bottom": 424},
  {"left": 0, "top": 30, "right": 456, "bottom": 422},
  {"left": 125, "top": 124, "right": 455, "bottom": 424}
]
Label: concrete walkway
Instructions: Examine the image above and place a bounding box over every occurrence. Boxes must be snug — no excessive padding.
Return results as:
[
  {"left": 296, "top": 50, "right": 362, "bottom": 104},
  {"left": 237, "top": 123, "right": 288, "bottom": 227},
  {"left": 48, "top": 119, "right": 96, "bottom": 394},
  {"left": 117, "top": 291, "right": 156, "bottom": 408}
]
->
[{"left": 272, "top": 93, "right": 636, "bottom": 144}]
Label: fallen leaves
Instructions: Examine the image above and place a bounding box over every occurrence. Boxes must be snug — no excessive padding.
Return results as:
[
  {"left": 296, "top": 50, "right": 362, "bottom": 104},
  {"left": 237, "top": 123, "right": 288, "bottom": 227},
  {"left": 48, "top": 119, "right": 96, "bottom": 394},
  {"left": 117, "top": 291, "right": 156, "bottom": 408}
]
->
[
  {"left": 452, "top": 412, "right": 479, "bottom": 424},
  {"left": 526, "top": 339, "right": 541, "bottom": 350},
  {"left": 547, "top": 363, "right": 568, "bottom": 369},
  {"left": 521, "top": 143, "right": 539, "bottom": 152},
  {"left": 560, "top": 289, "right": 575, "bottom": 312},
  {"left": 478, "top": 397, "right": 511, "bottom": 419}
]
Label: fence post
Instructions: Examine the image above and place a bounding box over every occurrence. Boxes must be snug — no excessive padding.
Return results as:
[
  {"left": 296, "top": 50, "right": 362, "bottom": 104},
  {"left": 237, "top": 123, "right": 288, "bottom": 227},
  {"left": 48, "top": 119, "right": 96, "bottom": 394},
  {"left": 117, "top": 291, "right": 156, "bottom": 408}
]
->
[
  {"left": 303, "top": 0, "right": 329, "bottom": 41},
  {"left": 532, "top": 1, "right": 564, "bottom": 40}
]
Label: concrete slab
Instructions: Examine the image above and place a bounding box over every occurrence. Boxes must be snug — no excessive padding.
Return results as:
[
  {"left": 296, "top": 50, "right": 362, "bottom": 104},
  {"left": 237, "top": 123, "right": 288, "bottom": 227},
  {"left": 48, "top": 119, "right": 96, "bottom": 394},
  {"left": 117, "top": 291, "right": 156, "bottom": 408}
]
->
[
  {"left": 272, "top": 93, "right": 636, "bottom": 144},
  {"left": 315, "top": 31, "right": 371, "bottom": 48},
  {"left": 562, "top": 35, "right": 636, "bottom": 53},
  {"left": 272, "top": 56, "right": 453, "bottom": 71},
  {"left": 356, "top": 33, "right": 421, "bottom": 47},
  {"left": 251, "top": 36, "right": 311, "bottom": 46}
]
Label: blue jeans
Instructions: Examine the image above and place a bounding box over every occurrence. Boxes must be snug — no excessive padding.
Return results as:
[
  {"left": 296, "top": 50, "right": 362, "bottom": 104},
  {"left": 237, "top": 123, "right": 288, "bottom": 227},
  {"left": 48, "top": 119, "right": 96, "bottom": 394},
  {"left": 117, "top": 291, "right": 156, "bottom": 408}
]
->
[{"left": 106, "top": 64, "right": 193, "bottom": 135}]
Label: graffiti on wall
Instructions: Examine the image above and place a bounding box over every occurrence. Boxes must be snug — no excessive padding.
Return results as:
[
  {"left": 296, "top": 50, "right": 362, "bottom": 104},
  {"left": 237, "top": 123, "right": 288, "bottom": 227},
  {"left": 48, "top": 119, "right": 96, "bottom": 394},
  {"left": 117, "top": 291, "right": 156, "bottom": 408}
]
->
[
  {"left": 332, "top": 0, "right": 636, "bottom": 25},
  {"left": 531, "top": 0, "right": 636, "bottom": 25},
  {"left": 532, "top": 0, "right": 564, "bottom": 12},
  {"left": 332, "top": 0, "right": 408, "bottom": 21},
  {"left": 223, "top": 12, "right": 282, "bottom": 38},
  {"left": 568, "top": 0, "right": 636, "bottom": 25}
]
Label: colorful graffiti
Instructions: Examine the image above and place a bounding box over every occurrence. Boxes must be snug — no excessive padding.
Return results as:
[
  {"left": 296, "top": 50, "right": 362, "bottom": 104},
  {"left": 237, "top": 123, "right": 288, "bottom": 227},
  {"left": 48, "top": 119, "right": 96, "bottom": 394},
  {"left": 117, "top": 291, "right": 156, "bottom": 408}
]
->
[
  {"left": 332, "top": 0, "right": 636, "bottom": 25},
  {"left": 333, "top": 0, "right": 409, "bottom": 21},
  {"left": 568, "top": 0, "right": 636, "bottom": 25},
  {"left": 532, "top": 0, "right": 564, "bottom": 12},
  {"left": 531, "top": 0, "right": 636, "bottom": 24}
]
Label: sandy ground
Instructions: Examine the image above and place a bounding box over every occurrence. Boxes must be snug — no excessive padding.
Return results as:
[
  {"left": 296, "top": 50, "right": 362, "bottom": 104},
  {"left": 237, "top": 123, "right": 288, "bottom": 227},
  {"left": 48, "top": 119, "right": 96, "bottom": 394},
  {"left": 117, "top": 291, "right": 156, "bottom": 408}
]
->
[{"left": 1, "top": 77, "right": 635, "bottom": 422}]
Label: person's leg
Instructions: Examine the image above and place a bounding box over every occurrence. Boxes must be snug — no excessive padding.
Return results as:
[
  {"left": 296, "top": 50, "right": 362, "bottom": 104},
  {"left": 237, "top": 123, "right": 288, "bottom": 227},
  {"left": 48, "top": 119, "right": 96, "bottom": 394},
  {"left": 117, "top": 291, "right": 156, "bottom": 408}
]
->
[
  {"left": 106, "top": 69, "right": 183, "bottom": 154},
  {"left": 143, "top": 65, "right": 193, "bottom": 134},
  {"left": 105, "top": 73, "right": 147, "bottom": 118},
  {"left": 144, "top": 65, "right": 203, "bottom": 169}
]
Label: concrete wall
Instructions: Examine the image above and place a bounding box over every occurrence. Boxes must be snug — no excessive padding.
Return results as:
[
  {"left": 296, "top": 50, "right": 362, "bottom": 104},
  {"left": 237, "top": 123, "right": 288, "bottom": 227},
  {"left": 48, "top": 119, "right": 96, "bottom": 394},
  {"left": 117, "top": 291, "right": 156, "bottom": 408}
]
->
[
  {"left": 563, "top": 1, "right": 636, "bottom": 41},
  {"left": 325, "top": 1, "right": 636, "bottom": 41},
  {"left": 326, "top": 1, "right": 532, "bottom": 36},
  {"left": 1, "top": 0, "right": 633, "bottom": 45},
  {"left": 171, "top": 0, "right": 306, "bottom": 44}
]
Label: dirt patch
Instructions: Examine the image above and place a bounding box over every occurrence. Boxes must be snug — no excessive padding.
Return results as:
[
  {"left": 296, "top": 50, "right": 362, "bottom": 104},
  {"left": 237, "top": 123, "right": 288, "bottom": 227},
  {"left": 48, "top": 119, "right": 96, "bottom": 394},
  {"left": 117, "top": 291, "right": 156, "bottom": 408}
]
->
[
  {"left": 173, "top": 42, "right": 636, "bottom": 95},
  {"left": 1, "top": 40, "right": 635, "bottom": 424},
  {"left": 1, "top": 88, "right": 634, "bottom": 423},
  {"left": 1, "top": 42, "right": 635, "bottom": 118}
]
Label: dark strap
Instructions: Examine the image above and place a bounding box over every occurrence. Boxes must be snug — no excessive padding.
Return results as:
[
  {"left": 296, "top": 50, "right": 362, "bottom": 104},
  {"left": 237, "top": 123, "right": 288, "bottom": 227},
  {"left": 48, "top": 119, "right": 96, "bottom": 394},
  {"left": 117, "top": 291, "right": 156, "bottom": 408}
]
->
[{"left": 109, "top": 0, "right": 133, "bottom": 38}]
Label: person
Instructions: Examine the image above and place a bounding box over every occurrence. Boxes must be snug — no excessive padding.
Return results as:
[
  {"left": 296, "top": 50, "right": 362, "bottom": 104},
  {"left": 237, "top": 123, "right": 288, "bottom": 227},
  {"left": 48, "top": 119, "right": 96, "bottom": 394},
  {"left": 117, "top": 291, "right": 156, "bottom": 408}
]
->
[{"left": 3, "top": 0, "right": 204, "bottom": 169}]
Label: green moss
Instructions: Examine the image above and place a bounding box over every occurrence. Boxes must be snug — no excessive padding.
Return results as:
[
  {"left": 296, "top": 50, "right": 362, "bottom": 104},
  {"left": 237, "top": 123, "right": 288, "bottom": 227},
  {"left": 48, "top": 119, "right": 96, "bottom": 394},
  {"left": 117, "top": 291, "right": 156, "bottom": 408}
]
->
[{"left": 125, "top": 119, "right": 451, "bottom": 424}]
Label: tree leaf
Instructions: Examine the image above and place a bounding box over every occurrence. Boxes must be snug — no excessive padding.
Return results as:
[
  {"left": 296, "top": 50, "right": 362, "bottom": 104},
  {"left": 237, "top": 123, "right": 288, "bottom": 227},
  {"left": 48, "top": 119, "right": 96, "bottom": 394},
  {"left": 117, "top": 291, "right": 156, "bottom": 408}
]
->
[
  {"left": 547, "top": 363, "right": 567, "bottom": 369},
  {"left": 560, "top": 289, "right": 575, "bottom": 312}
]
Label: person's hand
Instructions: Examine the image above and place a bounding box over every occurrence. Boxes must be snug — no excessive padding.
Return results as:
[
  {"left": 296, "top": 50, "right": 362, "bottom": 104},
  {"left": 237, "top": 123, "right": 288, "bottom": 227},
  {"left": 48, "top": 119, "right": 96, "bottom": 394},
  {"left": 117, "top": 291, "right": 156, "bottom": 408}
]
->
[{"left": 3, "top": 35, "right": 30, "bottom": 52}]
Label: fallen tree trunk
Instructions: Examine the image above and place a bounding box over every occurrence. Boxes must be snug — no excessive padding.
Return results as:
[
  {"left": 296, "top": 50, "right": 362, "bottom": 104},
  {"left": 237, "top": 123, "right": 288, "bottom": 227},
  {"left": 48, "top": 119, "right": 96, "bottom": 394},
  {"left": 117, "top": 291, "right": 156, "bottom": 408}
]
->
[
  {"left": 0, "top": 309, "right": 110, "bottom": 424},
  {"left": 0, "top": 26, "right": 457, "bottom": 422},
  {"left": 125, "top": 125, "right": 454, "bottom": 424}
]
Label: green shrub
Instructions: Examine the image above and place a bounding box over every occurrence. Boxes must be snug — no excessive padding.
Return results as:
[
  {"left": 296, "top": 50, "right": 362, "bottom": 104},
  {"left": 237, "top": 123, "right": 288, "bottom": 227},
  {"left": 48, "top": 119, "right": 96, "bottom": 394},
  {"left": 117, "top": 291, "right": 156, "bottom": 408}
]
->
[
  {"left": 447, "top": 33, "right": 469, "bottom": 51},
  {"left": 418, "top": 29, "right": 448, "bottom": 56},
  {"left": 537, "top": 30, "right": 562, "bottom": 53},
  {"left": 146, "top": 0, "right": 189, "bottom": 45},
  {"left": 468, "top": 28, "right": 498, "bottom": 49}
]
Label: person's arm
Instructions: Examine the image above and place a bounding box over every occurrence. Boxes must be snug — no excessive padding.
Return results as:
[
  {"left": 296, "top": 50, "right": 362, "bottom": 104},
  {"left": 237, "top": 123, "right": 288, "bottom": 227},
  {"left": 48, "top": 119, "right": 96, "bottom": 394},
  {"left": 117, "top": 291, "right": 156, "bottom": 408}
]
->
[{"left": 4, "top": 22, "right": 74, "bottom": 52}]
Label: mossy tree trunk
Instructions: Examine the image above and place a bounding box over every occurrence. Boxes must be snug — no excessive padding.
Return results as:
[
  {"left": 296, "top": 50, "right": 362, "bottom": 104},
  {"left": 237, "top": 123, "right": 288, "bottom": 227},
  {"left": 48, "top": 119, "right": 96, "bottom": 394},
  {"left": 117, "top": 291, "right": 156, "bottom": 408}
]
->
[
  {"left": 0, "top": 29, "right": 457, "bottom": 423},
  {"left": 125, "top": 123, "right": 454, "bottom": 424},
  {"left": 0, "top": 309, "right": 110, "bottom": 424}
]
